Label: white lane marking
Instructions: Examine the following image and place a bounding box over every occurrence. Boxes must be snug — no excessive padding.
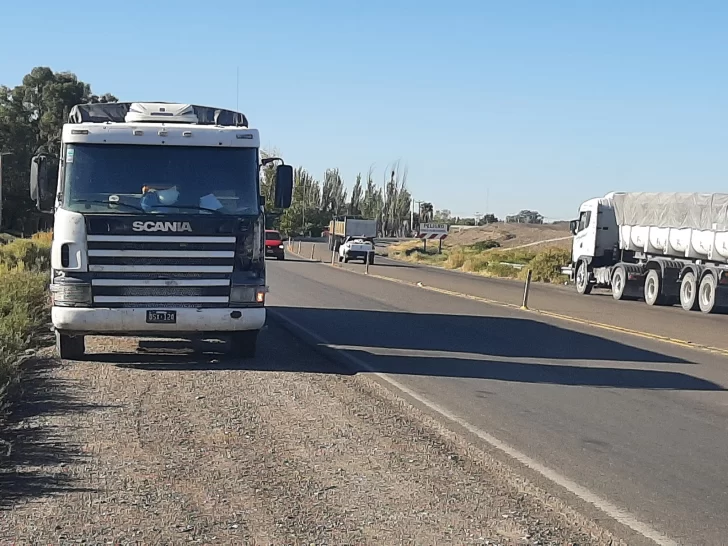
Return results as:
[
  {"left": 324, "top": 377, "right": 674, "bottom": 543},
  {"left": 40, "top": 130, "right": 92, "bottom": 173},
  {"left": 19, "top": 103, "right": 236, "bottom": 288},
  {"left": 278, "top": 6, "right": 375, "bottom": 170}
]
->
[{"left": 269, "top": 308, "right": 678, "bottom": 546}]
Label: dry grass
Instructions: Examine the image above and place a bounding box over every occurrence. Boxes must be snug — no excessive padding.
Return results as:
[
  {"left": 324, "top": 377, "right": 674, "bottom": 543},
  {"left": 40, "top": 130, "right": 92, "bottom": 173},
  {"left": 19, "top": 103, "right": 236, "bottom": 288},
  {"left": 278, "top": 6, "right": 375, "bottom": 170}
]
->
[
  {"left": 388, "top": 238, "right": 571, "bottom": 285},
  {"left": 0, "top": 232, "right": 52, "bottom": 393},
  {"left": 446, "top": 222, "right": 572, "bottom": 250}
]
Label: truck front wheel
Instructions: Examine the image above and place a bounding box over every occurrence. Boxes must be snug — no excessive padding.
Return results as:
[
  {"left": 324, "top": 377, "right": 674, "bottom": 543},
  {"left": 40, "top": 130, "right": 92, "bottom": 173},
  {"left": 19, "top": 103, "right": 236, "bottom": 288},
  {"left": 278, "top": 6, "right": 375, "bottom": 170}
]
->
[
  {"left": 230, "top": 330, "right": 258, "bottom": 359},
  {"left": 698, "top": 274, "right": 718, "bottom": 314},
  {"left": 56, "top": 331, "right": 85, "bottom": 360},
  {"left": 575, "top": 261, "right": 592, "bottom": 295},
  {"left": 611, "top": 266, "right": 627, "bottom": 300}
]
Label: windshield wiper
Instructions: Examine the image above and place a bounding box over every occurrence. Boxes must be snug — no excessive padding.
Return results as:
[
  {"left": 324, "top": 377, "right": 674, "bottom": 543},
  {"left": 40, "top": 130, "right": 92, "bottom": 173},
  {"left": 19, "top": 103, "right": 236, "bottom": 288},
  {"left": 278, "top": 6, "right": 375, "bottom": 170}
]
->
[
  {"left": 74, "top": 199, "right": 145, "bottom": 212},
  {"left": 147, "top": 204, "right": 224, "bottom": 215}
]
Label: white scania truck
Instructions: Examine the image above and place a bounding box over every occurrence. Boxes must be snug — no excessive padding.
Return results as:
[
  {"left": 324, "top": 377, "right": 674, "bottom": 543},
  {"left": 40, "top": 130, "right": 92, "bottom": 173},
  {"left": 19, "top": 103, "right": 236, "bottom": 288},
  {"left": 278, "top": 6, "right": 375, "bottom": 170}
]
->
[
  {"left": 566, "top": 191, "right": 728, "bottom": 313},
  {"left": 29, "top": 102, "right": 293, "bottom": 359}
]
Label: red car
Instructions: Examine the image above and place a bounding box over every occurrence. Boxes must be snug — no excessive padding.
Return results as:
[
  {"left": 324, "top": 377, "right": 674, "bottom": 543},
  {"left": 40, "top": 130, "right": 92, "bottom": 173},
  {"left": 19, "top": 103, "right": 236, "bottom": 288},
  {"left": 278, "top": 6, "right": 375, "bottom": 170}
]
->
[{"left": 265, "top": 229, "right": 285, "bottom": 260}]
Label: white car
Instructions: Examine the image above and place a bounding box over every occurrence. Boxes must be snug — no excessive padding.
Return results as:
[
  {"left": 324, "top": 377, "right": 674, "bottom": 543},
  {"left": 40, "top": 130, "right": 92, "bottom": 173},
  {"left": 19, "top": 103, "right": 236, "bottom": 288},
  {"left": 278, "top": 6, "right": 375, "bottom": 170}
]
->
[{"left": 339, "top": 237, "right": 375, "bottom": 264}]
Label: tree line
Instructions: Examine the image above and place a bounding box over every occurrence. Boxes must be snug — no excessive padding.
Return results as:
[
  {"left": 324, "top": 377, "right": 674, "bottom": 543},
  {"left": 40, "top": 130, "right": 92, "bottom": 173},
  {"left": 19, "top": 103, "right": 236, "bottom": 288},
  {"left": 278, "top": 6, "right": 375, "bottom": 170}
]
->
[
  {"left": 0, "top": 67, "right": 117, "bottom": 233},
  {"left": 261, "top": 160, "right": 423, "bottom": 237},
  {"left": 0, "top": 66, "right": 425, "bottom": 237}
]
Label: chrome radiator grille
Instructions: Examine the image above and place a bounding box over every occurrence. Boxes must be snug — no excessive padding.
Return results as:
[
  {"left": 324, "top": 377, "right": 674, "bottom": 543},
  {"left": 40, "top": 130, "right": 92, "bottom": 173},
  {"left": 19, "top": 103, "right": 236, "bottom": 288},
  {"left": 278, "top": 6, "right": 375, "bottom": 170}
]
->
[{"left": 87, "top": 235, "right": 235, "bottom": 308}]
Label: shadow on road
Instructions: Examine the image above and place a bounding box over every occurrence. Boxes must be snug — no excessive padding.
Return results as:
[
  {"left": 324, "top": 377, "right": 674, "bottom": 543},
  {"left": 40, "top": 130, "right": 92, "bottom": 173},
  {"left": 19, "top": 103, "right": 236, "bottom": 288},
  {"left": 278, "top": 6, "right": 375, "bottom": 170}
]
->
[
  {"left": 100, "top": 307, "right": 725, "bottom": 392},
  {"left": 0, "top": 358, "right": 107, "bottom": 508},
  {"left": 267, "top": 256, "right": 316, "bottom": 264},
  {"left": 263, "top": 307, "right": 721, "bottom": 391}
]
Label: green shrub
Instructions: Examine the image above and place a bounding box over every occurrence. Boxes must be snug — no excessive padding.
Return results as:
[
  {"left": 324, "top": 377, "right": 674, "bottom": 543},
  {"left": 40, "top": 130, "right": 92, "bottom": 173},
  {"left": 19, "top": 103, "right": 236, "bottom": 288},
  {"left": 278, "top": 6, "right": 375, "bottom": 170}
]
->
[
  {"left": 0, "top": 234, "right": 52, "bottom": 271},
  {"left": 0, "top": 234, "right": 52, "bottom": 393},
  {"left": 468, "top": 239, "right": 501, "bottom": 252},
  {"left": 485, "top": 262, "right": 522, "bottom": 278},
  {"left": 527, "top": 247, "right": 571, "bottom": 283},
  {"left": 445, "top": 249, "right": 466, "bottom": 269},
  {"left": 462, "top": 256, "right": 489, "bottom": 273}
]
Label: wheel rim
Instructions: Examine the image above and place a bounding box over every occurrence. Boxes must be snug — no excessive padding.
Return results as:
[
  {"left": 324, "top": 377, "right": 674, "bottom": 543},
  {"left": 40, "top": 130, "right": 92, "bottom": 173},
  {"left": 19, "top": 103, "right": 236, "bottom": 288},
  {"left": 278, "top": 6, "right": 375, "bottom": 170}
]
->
[
  {"left": 646, "top": 277, "right": 656, "bottom": 299},
  {"left": 683, "top": 279, "right": 693, "bottom": 302},
  {"left": 701, "top": 282, "right": 713, "bottom": 306},
  {"left": 614, "top": 272, "right": 623, "bottom": 294},
  {"left": 577, "top": 264, "right": 587, "bottom": 289}
]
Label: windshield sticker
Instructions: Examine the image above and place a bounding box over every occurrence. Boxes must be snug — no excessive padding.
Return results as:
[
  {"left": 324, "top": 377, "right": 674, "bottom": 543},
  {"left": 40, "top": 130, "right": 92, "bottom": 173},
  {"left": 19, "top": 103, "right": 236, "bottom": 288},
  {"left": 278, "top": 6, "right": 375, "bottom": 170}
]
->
[{"left": 65, "top": 148, "right": 74, "bottom": 163}]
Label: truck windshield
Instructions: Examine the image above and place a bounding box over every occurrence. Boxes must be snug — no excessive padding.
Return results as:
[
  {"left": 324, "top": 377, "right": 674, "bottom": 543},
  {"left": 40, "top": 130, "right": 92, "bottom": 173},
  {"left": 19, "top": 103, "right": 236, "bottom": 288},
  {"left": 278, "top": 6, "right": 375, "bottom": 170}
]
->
[{"left": 62, "top": 144, "right": 259, "bottom": 215}]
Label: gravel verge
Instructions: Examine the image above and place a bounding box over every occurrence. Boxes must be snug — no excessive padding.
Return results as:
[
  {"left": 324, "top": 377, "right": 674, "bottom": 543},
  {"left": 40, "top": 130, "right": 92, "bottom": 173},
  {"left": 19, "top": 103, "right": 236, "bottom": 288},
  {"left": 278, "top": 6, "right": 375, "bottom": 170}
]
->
[{"left": 1, "top": 324, "right": 624, "bottom": 545}]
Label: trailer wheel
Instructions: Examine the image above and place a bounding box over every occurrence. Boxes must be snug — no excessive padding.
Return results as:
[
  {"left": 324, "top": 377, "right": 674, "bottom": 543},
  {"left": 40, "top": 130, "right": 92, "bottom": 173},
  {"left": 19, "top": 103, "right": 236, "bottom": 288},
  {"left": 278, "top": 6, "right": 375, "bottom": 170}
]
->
[
  {"left": 644, "top": 269, "right": 667, "bottom": 306},
  {"left": 680, "top": 272, "right": 699, "bottom": 311},
  {"left": 575, "top": 261, "right": 592, "bottom": 295},
  {"left": 611, "top": 266, "right": 627, "bottom": 300},
  {"left": 698, "top": 274, "right": 717, "bottom": 314}
]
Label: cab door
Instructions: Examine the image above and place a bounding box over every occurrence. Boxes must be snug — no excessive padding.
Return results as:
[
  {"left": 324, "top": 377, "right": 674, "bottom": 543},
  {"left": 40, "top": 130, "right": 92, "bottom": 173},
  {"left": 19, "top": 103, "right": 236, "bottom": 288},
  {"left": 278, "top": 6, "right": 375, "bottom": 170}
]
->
[{"left": 572, "top": 199, "right": 598, "bottom": 260}]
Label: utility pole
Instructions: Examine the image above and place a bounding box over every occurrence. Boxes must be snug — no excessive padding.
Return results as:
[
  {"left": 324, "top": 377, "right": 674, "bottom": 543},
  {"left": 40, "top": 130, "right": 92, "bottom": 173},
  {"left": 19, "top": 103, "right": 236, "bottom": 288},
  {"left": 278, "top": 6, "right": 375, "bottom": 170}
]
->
[
  {"left": 0, "top": 152, "right": 14, "bottom": 230},
  {"left": 410, "top": 197, "right": 414, "bottom": 233},
  {"left": 413, "top": 199, "right": 426, "bottom": 236}
]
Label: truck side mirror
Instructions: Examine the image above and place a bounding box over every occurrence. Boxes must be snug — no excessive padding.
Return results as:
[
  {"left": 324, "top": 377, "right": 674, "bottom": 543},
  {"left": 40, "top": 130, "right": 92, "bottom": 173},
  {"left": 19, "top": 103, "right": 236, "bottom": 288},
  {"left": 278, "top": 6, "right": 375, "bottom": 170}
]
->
[
  {"left": 569, "top": 219, "right": 578, "bottom": 235},
  {"left": 29, "top": 154, "right": 58, "bottom": 212},
  {"left": 274, "top": 164, "right": 293, "bottom": 209}
]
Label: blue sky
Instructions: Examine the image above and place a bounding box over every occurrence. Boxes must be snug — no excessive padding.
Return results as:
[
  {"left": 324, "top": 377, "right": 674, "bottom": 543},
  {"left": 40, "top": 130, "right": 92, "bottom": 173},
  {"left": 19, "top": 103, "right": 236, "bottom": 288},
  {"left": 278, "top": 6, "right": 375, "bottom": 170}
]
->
[{"left": 2, "top": 0, "right": 727, "bottom": 220}]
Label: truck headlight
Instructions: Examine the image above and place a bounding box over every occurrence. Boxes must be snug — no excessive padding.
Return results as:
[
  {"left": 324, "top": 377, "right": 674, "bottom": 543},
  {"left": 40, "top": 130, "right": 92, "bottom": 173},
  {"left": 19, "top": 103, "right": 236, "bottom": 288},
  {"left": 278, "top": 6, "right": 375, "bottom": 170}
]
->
[
  {"left": 230, "top": 285, "right": 266, "bottom": 305},
  {"left": 49, "top": 278, "right": 92, "bottom": 307}
]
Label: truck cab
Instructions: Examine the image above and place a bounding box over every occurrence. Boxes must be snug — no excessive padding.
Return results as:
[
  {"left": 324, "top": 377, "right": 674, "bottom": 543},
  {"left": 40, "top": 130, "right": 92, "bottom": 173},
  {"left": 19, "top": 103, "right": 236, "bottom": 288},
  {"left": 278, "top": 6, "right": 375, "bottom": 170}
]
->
[{"left": 29, "top": 102, "right": 293, "bottom": 359}]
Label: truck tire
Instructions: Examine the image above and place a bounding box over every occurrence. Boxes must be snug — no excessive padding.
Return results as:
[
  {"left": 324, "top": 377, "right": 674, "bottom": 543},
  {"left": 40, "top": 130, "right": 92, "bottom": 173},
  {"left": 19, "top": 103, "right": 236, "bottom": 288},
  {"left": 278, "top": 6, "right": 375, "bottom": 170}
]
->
[
  {"left": 56, "top": 331, "right": 85, "bottom": 360},
  {"left": 611, "top": 266, "right": 627, "bottom": 300},
  {"left": 575, "top": 261, "right": 592, "bottom": 295},
  {"left": 230, "top": 330, "right": 258, "bottom": 358},
  {"left": 644, "top": 269, "right": 667, "bottom": 306},
  {"left": 698, "top": 274, "right": 718, "bottom": 314},
  {"left": 680, "top": 272, "right": 699, "bottom": 311}
]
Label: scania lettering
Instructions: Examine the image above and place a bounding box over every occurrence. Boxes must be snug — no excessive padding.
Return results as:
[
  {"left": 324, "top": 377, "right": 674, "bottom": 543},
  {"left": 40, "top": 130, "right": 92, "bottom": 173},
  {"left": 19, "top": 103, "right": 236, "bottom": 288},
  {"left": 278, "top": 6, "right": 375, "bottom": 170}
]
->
[
  {"left": 29, "top": 102, "right": 293, "bottom": 359},
  {"left": 133, "top": 221, "right": 193, "bottom": 232}
]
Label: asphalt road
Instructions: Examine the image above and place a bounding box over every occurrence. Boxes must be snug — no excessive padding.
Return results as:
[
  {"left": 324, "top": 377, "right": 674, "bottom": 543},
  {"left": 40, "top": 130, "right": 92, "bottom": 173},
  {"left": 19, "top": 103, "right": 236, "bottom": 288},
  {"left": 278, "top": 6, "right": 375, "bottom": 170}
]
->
[
  {"left": 267, "top": 251, "right": 728, "bottom": 546},
  {"left": 299, "top": 240, "right": 728, "bottom": 351}
]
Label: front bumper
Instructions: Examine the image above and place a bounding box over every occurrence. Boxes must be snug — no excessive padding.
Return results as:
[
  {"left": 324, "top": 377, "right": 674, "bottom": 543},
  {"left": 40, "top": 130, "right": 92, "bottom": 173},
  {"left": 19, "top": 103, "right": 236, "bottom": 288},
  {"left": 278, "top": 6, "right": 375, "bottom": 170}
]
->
[
  {"left": 345, "top": 250, "right": 372, "bottom": 259},
  {"left": 52, "top": 306, "right": 266, "bottom": 336},
  {"left": 265, "top": 246, "right": 284, "bottom": 256}
]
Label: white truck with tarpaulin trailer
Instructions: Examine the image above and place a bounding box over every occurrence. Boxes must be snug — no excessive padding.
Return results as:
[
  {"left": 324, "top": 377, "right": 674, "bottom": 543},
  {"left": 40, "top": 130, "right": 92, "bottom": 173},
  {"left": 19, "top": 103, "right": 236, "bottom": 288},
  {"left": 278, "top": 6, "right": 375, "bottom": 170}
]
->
[{"left": 566, "top": 191, "right": 728, "bottom": 314}]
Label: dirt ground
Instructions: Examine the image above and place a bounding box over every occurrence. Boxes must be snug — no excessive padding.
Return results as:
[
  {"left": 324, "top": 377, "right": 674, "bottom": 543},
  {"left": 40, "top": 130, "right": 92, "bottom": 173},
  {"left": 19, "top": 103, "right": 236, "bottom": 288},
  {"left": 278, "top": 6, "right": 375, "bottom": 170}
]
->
[
  {"left": 446, "top": 223, "right": 571, "bottom": 250},
  {"left": 1, "top": 324, "right": 622, "bottom": 545}
]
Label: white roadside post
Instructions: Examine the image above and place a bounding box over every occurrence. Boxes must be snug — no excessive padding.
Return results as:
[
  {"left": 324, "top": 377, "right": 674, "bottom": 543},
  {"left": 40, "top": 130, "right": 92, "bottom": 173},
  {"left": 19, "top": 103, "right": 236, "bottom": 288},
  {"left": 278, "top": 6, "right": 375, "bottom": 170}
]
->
[{"left": 521, "top": 269, "right": 533, "bottom": 310}]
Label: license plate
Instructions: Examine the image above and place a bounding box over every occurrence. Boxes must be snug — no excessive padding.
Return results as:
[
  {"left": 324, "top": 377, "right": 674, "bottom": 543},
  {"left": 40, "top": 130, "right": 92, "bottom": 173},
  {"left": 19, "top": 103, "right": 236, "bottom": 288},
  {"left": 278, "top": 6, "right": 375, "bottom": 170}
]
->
[{"left": 146, "top": 310, "right": 177, "bottom": 324}]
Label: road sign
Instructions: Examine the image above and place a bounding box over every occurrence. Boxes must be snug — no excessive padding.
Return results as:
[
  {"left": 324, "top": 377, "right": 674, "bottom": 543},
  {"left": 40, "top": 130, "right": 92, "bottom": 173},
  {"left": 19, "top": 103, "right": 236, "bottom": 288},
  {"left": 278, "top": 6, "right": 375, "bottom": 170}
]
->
[{"left": 418, "top": 223, "right": 448, "bottom": 240}]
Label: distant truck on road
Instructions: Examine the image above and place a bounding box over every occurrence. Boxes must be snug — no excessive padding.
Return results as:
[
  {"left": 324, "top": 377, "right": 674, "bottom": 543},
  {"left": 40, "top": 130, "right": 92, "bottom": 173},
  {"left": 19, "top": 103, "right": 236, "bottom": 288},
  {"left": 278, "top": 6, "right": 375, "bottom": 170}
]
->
[
  {"left": 565, "top": 191, "right": 728, "bottom": 314},
  {"left": 327, "top": 216, "right": 377, "bottom": 252}
]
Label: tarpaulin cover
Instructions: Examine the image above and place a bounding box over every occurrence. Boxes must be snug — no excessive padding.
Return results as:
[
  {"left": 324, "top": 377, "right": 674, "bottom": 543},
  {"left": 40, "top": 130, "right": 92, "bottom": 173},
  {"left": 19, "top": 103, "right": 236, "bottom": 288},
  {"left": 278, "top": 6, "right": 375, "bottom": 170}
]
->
[
  {"left": 68, "top": 102, "right": 248, "bottom": 127},
  {"left": 613, "top": 192, "right": 728, "bottom": 232}
]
